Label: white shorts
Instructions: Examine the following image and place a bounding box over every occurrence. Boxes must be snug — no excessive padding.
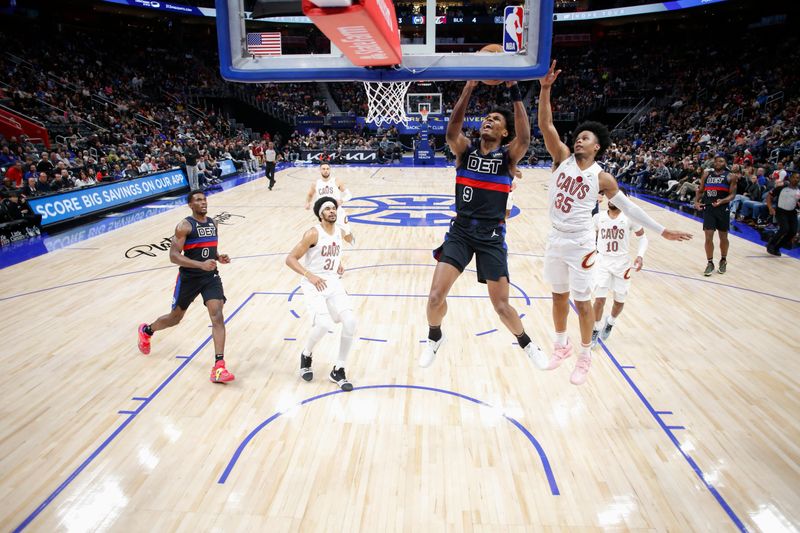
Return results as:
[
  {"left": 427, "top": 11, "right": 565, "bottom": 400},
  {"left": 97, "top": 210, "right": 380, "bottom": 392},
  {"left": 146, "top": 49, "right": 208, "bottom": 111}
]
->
[
  {"left": 593, "top": 255, "right": 633, "bottom": 301},
  {"left": 301, "top": 276, "right": 352, "bottom": 323},
  {"left": 543, "top": 229, "right": 596, "bottom": 300}
]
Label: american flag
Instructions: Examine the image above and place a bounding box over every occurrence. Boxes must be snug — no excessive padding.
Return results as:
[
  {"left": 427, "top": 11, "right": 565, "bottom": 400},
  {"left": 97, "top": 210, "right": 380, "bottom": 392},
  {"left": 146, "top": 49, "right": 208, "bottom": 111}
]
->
[{"left": 247, "top": 32, "right": 282, "bottom": 56}]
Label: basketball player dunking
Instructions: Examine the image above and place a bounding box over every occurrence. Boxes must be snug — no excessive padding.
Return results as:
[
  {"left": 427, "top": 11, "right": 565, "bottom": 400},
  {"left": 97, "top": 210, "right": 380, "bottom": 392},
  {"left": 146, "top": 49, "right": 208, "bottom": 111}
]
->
[
  {"left": 591, "top": 191, "right": 648, "bottom": 346},
  {"left": 286, "top": 197, "right": 357, "bottom": 391},
  {"left": 137, "top": 190, "right": 235, "bottom": 383},
  {"left": 694, "top": 154, "right": 738, "bottom": 276},
  {"left": 305, "top": 162, "right": 354, "bottom": 242},
  {"left": 421, "top": 80, "right": 548, "bottom": 370},
  {"left": 538, "top": 60, "right": 692, "bottom": 385}
]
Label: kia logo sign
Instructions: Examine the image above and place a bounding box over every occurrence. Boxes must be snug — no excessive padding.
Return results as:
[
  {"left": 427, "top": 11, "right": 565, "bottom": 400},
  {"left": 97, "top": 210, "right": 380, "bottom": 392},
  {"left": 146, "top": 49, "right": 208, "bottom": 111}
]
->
[{"left": 301, "top": 150, "right": 378, "bottom": 162}]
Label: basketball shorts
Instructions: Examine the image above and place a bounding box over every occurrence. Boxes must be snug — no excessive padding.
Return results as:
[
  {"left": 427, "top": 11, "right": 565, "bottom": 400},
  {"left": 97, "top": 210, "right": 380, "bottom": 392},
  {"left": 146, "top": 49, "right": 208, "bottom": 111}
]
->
[
  {"left": 433, "top": 217, "right": 508, "bottom": 284},
  {"left": 593, "top": 255, "right": 633, "bottom": 302},
  {"left": 703, "top": 205, "right": 730, "bottom": 231},
  {"left": 301, "top": 276, "right": 352, "bottom": 324},
  {"left": 543, "top": 228, "right": 596, "bottom": 300},
  {"left": 172, "top": 272, "right": 226, "bottom": 310}
]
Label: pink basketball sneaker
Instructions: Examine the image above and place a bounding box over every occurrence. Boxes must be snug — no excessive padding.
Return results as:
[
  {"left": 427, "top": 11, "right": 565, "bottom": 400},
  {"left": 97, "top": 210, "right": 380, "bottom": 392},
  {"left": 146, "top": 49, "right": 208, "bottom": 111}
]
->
[
  {"left": 546, "top": 339, "right": 573, "bottom": 370},
  {"left": 569, "top": 356, "right": 592, "bottom": 386}
]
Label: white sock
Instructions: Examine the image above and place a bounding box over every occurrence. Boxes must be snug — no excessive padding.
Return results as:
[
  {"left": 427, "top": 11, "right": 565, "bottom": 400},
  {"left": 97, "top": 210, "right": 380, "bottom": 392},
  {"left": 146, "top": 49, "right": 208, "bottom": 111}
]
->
[
  {"left": 337, "top": 310, "right": 356, "bottom": 368},
  {"left": 305, "top": 321, "right": 328, "bottom": 354},
  {"left": 337, "top": 334, "right": 353, "bottom": 369},
  {"left": 555, "top": 331, "right": 568, "bottom": 346},
  {"left": 594, "top": 320, "right": 602, "bottom": 331},
  {"left": 607, "top": 315, "right": 617, "bottom": 326},
  {"left": 580, "top": 343, "right": 592, "bottom": 357}
]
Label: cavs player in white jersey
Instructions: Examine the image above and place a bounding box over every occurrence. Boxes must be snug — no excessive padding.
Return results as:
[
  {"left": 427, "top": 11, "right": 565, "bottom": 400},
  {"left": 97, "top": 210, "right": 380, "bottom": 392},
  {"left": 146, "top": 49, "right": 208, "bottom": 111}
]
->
[
  {"left": 305, "top": 162, "right": 354, "bottom": 241},
  {"left": 538, "top": 60, "right": 692, "bottom": 385},
  {"left": 591, "top": 192, "right": 648, "bottom": 347},
  {"left": 286, "top": 196, "right": 356, "bottom": 391}
]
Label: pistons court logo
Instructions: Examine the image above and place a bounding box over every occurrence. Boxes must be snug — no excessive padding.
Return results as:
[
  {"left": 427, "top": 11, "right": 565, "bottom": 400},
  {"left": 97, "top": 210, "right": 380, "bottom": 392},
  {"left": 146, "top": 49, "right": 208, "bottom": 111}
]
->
[
  {"left": 346, "top": 194, "right": 519, "bottom": 227},
  {"left": 503, "top": 6, "right": 524, "bottom": 53}
]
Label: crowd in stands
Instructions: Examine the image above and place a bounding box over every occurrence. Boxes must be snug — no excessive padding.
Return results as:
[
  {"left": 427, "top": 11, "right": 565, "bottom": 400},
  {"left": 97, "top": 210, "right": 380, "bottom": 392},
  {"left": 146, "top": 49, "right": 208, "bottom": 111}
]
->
[
  {"left": 1, "top": 11, "right": 798, "bottom": 247},
  {"left": 598, "top": 31, "right": 799, "bottom": 236},
  {"left": 251, "top": 83, "right": 329, "bottom": 117},
  {"left": 0, "top": 22, "right": 256, "bottom": 228}
]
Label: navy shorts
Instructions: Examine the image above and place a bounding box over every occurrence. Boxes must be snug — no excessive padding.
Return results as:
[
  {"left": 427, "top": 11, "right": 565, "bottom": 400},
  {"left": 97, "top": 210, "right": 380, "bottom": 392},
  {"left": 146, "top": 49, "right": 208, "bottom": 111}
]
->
[
  {"left": 703, "top": 205, "right": 730, "bottom": 231},
  {"left": 172, "top": 272, "right": 226, "bottom": 310},
  {"left": 433, "top": 217, "right": 509, "bottom": 284}
]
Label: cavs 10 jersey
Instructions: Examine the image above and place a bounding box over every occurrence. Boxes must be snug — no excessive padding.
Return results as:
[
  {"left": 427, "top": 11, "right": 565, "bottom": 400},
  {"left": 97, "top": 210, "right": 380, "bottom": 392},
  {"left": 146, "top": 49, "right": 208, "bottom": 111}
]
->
[{"left": 595, "top": 211, "right": 641, "bottom": 257}]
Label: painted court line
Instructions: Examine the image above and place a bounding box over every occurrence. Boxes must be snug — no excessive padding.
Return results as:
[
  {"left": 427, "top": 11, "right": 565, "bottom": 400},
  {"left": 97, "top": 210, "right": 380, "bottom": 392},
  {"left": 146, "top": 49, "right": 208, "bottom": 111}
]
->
[
  {"left": 216, "top": 384, "right": 561, "bottom": 497},
  {"left": 568, "top": 302, "right": 747, "bottom": 531}
]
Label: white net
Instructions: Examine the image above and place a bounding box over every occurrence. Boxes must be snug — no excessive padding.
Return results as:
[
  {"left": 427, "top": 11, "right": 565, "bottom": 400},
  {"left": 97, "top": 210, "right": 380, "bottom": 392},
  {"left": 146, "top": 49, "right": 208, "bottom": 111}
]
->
[{"left": 363, "top": 81, "right": 412, "bottom": 127}]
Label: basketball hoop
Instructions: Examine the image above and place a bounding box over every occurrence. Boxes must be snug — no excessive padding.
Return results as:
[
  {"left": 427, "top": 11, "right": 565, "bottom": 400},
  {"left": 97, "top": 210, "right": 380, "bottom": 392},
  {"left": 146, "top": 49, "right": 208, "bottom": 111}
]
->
[
  {"left": 363, "top": 81, "right": 412, "bottom": 127},
  {"left": 419, "top": 107, "right": 430, "bottom": 123}
]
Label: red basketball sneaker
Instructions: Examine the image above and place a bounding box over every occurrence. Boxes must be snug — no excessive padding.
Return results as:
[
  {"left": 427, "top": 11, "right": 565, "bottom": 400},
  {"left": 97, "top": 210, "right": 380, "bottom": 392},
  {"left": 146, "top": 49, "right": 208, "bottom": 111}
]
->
[
  {"left": 137, "top": 323, "right": 151, "bottom": 355},
  {"left": 210, "top": 360, "right": 235, "bottom": 383}
]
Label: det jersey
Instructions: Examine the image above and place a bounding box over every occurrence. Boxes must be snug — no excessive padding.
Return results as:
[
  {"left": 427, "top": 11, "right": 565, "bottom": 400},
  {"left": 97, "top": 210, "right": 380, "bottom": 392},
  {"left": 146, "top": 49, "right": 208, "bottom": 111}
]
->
[
  {"left": 304, "top": 224, "right": 345, "bottom": 279},
  {"left": 181, "top": 216, "right": 218, "bottom": 276},
  {"left": 595, "top": 211, "right": 641, "bottom": 257},
  {"left": 313, "top": 178, "right": 341, "bottom": 203},
  {"left": 455, "top": 142, "right": 512, "bottom": 220},
  {"left": 549, "top": 155, "right": 601, "bottom": 233},
  {"left": 703, "top": 170, "right": 730, "bottom": 205}
]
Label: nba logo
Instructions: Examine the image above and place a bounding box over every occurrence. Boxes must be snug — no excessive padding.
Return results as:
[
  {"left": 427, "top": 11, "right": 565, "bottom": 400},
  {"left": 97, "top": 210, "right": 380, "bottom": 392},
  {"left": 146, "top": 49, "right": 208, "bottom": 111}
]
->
[{"left": 503, "top": 6, "right": 524, "bottom": 52}]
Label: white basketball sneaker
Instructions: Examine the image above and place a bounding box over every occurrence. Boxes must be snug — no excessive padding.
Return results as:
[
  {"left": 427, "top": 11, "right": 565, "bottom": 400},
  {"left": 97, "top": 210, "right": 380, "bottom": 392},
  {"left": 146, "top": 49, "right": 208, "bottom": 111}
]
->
[
  {"left": 419, "top": 334, "right": 446, "bottom": 368},
  {"left": 599, "top": 317, "right": 614, "bottom": 341},
  {"left": 523, "top": 342, "right": 549, "bottom": 370}
]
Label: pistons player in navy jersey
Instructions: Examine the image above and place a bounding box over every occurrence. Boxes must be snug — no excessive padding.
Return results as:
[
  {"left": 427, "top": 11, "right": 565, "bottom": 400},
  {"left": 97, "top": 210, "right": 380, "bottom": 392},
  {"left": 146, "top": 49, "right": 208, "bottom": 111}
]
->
[
  {"left": 137, "top": 190, "right": 235, "bottom": 383},
  {"left": 694, "top": 154, "right": 738, "bottom": 276},
  {"left": 420, "top": 80, "right": 549, "bottom": 370}
]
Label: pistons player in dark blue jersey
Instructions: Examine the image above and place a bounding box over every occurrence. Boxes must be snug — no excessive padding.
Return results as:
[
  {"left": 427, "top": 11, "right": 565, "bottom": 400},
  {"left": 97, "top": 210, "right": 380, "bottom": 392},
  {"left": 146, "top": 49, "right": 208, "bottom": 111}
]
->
[
  {"left": 694, "top": 154, "right": 739, "bottom": 276},
  {"left": 420, "top": 80, "right": 548, "bottom": 370},
  {"left": 137, "top": 190, "right": 235, "bottom": 383}
]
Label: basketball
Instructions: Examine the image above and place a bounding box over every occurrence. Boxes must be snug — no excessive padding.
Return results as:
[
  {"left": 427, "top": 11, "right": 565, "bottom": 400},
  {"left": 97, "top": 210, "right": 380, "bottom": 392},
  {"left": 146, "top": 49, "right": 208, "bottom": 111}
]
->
[{"left": 479, "top": 44, "right": 505, "bottom": 85}]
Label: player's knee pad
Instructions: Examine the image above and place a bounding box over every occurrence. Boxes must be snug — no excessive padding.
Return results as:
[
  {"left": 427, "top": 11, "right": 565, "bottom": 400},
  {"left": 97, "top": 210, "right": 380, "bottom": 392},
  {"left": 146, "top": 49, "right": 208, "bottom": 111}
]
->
[
  {"left": 340, "top": 311, "right": 357, "bottom": 337},
  {"left": 313, "top": 313, "right": 335, "bottom": 332},
  {"left": 570, "top": 286, "right": 593, "bottom": 302}
]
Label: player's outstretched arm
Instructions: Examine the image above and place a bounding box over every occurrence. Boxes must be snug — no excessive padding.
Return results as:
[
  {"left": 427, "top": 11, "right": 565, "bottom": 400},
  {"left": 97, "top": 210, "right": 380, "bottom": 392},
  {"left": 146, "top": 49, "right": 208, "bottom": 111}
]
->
[
  {"left": 538, "top": 60, "right": 570, "bottom": 165},
  {"left": 446, "top": 81, "right": 477, "bottom": 159},
  {"left": 600, "top": 172, "right": 692, "bottom": 241},
  {"left": 506, "top": 81, "right": 530, "bottom": 165}
]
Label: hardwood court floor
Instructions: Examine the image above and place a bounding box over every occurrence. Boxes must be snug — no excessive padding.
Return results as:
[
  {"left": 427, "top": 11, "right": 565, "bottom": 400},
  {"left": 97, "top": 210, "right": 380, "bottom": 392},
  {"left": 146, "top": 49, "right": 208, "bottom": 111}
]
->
[{"left": 1, "top": 166, "right": 798, "bottom": 532}]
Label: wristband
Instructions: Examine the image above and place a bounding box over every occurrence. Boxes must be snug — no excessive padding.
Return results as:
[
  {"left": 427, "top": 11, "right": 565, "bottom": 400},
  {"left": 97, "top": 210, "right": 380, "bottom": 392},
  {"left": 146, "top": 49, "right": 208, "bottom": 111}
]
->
[{"left": 509, "top": 85, "right": 522, "bottom": 102}]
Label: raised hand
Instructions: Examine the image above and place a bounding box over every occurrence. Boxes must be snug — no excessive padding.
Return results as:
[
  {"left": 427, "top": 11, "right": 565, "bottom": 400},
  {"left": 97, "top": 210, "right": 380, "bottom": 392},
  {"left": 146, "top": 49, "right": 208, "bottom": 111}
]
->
[
  {"left": 661, "top": 229, "right": 692, "bottom": 241},
  {"left": 540, "top": 60, "right": 562, "bottom": 89}
]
